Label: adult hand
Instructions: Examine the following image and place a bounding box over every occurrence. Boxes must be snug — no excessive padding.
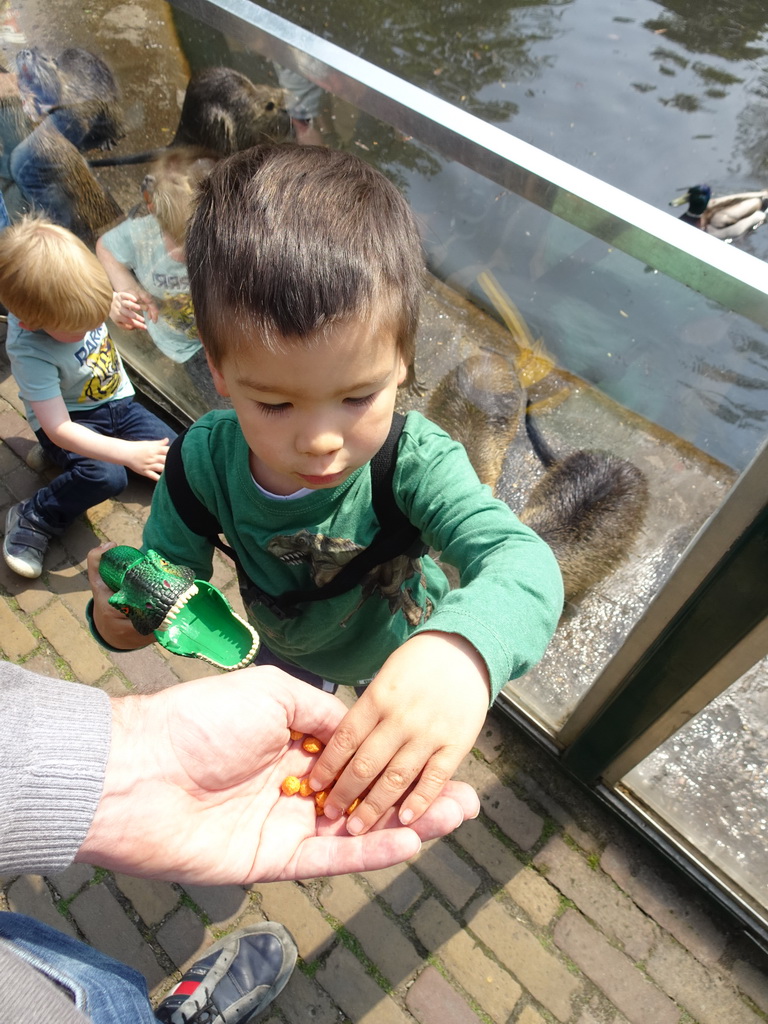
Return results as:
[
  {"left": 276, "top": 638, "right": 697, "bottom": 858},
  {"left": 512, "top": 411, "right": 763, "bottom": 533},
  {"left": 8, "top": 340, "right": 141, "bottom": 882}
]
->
[{"left": 76, "top": 666, "right": 479, "bottom": 883}]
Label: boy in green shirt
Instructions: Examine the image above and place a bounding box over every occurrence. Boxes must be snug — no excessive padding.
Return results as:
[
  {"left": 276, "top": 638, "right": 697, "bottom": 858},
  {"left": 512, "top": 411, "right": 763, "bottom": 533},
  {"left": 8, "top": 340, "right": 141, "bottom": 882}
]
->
[{"left": 88, "top": 143, "right": 563, "bottom": 836}]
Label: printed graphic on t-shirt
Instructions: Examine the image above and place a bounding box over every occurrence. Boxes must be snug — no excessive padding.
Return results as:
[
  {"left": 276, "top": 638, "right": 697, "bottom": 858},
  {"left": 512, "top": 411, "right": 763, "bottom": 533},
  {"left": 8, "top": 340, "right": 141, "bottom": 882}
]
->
[
  {"left": 76, "top": 327, "right": 124, "bottom": 403},
  {"left": 268, "top": 529, "right": 432, "bottom": 626},
  {"left": 157, "top": 290, "right": 197, "bottom": 340}
]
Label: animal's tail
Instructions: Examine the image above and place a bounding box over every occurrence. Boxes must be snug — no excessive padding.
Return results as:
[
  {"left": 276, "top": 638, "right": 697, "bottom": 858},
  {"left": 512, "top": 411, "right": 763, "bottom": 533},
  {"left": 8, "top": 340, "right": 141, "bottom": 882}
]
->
[
  {"left": 477, "top": 270, "right": 556, "bottom": 389},
  {"left": 524, "top": 402, "right": 558, "bottom": 468},
  {"left": 89, "top": 148, "right": 166, "bottom": 167}
]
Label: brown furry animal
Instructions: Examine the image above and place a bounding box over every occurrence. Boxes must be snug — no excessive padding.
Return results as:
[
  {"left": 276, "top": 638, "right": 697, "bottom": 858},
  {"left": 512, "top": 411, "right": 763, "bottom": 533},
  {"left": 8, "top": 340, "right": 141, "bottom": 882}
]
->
[
  {"left": 15, "top": 46, "right": 125, "bottom": 152},
  {"left": 520, "top": 412, "right": 649, "bottom": 600},
  {"left": 90, "top": 67, "right": 290, "bottom": 168},
  {"left": 428, "top": 349, "right": 649, "bottom": 601},
  {"left": 427, "top": 348, "right": 525, "bottom": 488},
  {"left": 12, "top": 120, "right": 122, "bottom": 245}
]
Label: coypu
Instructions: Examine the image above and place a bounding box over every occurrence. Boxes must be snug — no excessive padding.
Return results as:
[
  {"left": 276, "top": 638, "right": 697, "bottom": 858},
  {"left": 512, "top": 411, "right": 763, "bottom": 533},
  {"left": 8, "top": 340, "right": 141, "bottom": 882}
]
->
[
  {"left": 519, "top": 410, "right": 649, "bottom": 601},
  {"left": 428, "top": 348, "right": 649, "bottom": 601},
  {"left": 0, "top": 64, "right": 32, "bottom": 183},
  {"left": 15, "top": 46, "right": 125, "bottom": 152},
  {"left": 427, "top": 348, "right": 525, "bottom": 488},
  {"left": 90, "top": 66, "right": 290, "bottom": 168},
  {"left": 10, "top": 119, "right": 122, "bottom": 245}
]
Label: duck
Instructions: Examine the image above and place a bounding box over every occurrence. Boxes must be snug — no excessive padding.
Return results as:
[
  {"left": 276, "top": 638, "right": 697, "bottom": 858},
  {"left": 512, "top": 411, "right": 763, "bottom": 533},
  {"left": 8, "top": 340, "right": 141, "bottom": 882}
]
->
[{"left": 670, "top": 184, "right": 768, "bottom": 241}]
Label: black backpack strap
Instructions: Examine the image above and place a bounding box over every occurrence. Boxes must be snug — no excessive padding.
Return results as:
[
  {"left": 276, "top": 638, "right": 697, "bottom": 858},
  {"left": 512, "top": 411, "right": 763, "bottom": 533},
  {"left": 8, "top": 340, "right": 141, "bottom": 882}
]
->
[
  {"left": 163, "top": 415, "right": 426, "bottom": 620},
  {"left": 163, "top": 431, "right": 291, "bottom": 617},
  {"left": 163, "top": 431, "right": 235, "bottom": 558},
  {"left": 272, "top": 413, "right": 425, "bottom": 612}
]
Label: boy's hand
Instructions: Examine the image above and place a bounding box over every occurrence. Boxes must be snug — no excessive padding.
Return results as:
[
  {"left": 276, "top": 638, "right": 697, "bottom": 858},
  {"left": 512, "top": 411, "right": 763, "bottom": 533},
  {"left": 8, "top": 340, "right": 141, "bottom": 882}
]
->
[
  {"left": 87, "top": 543, "right": 155, "bottom": 650},
  {"left": 110, "top": 289, "right": 158, "bottom": 330},
  {"left": 308, "top": 632, "right": 490, "bottom": 834},
  {"left": 123, "top": 437, "right": 171, "bottom": 481}
]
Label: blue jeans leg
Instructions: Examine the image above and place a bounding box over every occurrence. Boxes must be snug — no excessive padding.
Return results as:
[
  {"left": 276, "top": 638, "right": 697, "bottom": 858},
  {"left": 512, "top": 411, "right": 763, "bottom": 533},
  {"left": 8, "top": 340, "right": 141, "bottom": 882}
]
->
[
  {"left": 29, "top": 397, "right": 177, "bottom": 533},
  {"left": 0, "top": 913, "right": 159, "bottom": 1024}
]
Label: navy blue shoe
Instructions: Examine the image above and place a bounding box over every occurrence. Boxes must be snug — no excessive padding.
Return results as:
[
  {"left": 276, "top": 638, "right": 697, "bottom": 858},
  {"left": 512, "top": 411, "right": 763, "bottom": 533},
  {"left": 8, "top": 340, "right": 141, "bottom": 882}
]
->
[{"left": 155, "top": 923, "right": 297, "bottom": 1024}]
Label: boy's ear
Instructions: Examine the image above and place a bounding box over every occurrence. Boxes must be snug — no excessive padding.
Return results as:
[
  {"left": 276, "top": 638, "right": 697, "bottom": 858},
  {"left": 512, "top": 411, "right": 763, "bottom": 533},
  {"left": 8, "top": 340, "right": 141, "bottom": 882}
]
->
[
  {"left": 397, "top": 355, "right": 408, "bottom": 386},
  {"left": 205, "top": 351, "right": 230, "bottom": 397}
]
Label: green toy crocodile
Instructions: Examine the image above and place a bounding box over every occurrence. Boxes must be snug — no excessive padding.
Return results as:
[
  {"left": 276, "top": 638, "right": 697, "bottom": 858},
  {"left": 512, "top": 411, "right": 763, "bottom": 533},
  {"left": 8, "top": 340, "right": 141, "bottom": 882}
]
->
[{"left": 99, "top": 546, "right": 259, "bottom": 670}]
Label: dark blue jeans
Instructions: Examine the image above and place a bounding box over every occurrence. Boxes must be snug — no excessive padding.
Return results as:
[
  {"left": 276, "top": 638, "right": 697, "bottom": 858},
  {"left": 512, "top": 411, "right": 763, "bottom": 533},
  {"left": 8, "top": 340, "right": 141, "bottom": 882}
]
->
[
  {"left": 255, "top": 641, "right": 333, "bottom": 691},
  {"left": 26, "top": 396, "right": 177, "bottom": 534}
]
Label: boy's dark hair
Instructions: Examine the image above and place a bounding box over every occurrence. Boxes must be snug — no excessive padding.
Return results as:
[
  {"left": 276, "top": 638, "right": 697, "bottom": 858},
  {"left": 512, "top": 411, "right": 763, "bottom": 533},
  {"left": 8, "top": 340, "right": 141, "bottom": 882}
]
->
[{"left": 186, "top": 143, "right": 424, "bottom": 384}]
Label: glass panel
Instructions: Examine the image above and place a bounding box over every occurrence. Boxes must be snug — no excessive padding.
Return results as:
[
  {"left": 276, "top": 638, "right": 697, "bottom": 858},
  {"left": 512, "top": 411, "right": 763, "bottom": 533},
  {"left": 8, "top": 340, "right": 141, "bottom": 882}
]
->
[
  {"left": 622, "top": 657, "right": 768, "bottom": 910},
  {"left": 97, "top": 8, "right": 765, "bottom": 733}
]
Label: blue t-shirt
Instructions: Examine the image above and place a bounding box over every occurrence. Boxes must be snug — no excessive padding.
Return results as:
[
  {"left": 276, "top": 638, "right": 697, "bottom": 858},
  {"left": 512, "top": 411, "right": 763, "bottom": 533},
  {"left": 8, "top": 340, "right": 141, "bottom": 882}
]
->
[
  {"left": 6, "top": 315, "right": 134, "bottom": 432},
  {"left": 99, "top": 215, "right": 201, "bottom": 363}
]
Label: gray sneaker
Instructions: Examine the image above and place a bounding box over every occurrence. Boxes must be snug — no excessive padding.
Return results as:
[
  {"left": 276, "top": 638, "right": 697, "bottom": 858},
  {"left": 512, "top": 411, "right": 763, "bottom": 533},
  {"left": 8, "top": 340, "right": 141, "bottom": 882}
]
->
[
  {"left": 25, "top": 443, "right": 54, "bottom": 473},
  {"left": 155, "top": 923, "right": 297, "bottom": 1024},
  {"left": 3, "top": 502, "right": 53, "bottom": 578}
]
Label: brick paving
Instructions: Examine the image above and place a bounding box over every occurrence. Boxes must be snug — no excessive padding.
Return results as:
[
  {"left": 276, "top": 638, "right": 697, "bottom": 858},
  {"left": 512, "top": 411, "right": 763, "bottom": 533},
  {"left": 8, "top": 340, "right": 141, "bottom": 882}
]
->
[{"left": 1, "top": 346, "right": 768, "bottom": 1023}]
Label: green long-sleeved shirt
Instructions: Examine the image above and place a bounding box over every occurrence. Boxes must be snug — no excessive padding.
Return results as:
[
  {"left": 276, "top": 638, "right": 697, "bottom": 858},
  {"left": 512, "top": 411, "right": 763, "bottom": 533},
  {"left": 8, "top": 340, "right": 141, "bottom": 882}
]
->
[{"left": 144, "top": 409, "right": 563, "bottom": 697}]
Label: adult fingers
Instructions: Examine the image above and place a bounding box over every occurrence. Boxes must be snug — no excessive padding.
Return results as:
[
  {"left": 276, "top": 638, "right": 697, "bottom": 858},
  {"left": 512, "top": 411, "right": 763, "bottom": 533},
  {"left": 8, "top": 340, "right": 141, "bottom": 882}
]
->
[{"left": 282, "top": 828, "right": 422, "bottom": 881}]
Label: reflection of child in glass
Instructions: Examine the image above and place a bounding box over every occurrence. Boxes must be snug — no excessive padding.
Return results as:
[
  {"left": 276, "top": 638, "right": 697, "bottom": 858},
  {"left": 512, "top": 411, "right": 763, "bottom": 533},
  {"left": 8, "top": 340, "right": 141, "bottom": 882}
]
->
[
  {"left": 0, "top": 217, "right": 176, "bottom": 579},
  {"left": 95, "top": 147, "right": 222, "bottom": 407},
  {"left": 89, "top": 143, "right": 563, "bottom": 836}
]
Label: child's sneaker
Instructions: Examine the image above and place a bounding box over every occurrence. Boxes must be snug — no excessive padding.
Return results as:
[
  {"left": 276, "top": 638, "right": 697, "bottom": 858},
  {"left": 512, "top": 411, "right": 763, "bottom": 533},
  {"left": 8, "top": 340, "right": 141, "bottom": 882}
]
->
[
  {"left": 3, "top": 502, "right": 54, "bottom": 578},
  {"left": 25, "top": 443, "right": 54, "bottom": 473},
  {"left": 155, "top": 922, "right": 297, "bottom": 1024}
]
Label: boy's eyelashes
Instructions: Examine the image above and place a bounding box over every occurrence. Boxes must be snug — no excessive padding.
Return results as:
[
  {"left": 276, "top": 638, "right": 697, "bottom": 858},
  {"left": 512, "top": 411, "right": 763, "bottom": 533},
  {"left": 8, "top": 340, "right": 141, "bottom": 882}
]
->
[
  {"left": 256, "top": 402, "right": 290, "bottom": 417},
  {"left": 344, "top": 392, "right": 378, "bottom": 408},
  {"left": 254, "top": 393, "right": 379, "bottom": 416}
]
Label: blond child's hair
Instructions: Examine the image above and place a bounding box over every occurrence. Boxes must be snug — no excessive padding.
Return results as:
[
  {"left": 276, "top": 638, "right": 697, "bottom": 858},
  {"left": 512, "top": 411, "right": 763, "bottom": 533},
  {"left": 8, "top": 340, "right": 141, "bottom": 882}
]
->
[
  {"left": 0, "top": 216, "right": 113, "bottom": 332},
  {"left": 141, "top": 146, "right": 218, "bottom": 249}
]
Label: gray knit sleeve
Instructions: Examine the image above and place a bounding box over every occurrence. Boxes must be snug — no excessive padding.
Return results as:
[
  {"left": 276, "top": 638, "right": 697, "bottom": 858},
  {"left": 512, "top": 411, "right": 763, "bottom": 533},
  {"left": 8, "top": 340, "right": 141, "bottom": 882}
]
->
[{"left": 0, "top": 662, "right": 111, "bottom": 875}]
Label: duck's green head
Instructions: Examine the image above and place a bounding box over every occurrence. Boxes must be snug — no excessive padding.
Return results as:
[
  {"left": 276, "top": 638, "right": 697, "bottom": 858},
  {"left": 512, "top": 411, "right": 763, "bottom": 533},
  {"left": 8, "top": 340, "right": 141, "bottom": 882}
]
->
[{"left": 670, "top": 184, "right": 712, "bottom": 216}]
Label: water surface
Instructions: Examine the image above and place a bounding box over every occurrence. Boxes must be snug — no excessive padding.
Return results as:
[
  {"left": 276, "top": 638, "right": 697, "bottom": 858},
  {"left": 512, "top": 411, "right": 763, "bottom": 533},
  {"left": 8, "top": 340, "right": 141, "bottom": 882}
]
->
[{"left": 233, "top": 0, "right": 768, "bottom": 470}]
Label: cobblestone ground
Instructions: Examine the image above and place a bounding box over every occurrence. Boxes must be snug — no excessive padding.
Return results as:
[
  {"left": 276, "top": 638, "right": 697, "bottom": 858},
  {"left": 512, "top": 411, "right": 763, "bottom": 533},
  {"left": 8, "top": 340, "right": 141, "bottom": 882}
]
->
[{"left": 1, "top": 342, "right": 767, "bottom": 1024}]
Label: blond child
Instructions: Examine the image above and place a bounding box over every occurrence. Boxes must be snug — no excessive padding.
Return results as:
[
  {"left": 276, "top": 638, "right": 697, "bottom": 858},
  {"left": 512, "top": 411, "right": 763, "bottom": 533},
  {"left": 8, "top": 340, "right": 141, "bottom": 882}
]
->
[
  {"left": 0, "top": 216, "right": 175, "bottom": 578},
  {"left": 95, "top": 147, "right": 222, "bottom": 407},
  {"left": 87, "top": 144, "right": 563, "bottom": 833}
]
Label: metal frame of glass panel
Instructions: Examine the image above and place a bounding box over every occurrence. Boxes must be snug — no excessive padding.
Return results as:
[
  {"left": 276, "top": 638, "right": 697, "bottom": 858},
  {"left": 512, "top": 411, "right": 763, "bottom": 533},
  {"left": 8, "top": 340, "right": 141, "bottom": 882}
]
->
[{"left": 169, "top": 0, "right": 768, "bottom": 942}]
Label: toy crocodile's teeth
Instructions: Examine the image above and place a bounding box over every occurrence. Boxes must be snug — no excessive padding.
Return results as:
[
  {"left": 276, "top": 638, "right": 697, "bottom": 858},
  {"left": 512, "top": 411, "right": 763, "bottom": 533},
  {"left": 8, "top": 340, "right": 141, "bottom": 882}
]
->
[
  {"left": 196, "top": 611, "right": 260, "bottom": 671},
  {"left": 158, "top": 583, "right": 199, "bottom": 631}
]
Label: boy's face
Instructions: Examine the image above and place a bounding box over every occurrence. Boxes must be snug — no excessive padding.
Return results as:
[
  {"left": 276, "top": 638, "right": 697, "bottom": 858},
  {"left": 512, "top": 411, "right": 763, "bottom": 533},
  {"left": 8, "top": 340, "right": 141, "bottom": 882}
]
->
[{"left": 208, "top": 319, "right": 407, "bottom": 495}]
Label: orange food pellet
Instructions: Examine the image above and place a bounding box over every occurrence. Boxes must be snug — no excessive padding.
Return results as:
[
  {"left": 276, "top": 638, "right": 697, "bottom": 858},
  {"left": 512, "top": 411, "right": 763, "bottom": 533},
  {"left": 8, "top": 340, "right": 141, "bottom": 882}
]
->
[
  {"left": 302, "top": 736, "right": 324, "bottom": 754},
  {"left": 299, "top": 776, "right": 313, "bottom": 797},
  {"left": 281, "top": 776, "right": 301, "bottom": 796},
  {"left": 314, "top": 789, "right": 329, "bottom": 810},
  {"left": 346, "top": 797, "right": 361, "bottom": 815},
  {"left": 289, "top": 729, "right": 304, "bottom": 741}
]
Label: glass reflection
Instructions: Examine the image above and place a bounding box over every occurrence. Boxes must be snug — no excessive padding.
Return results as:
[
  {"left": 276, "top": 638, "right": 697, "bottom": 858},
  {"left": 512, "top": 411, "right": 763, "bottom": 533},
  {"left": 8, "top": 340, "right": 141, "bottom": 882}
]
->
[{"left": 623, "top": 656, "right": 768, "bottom": 909}]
